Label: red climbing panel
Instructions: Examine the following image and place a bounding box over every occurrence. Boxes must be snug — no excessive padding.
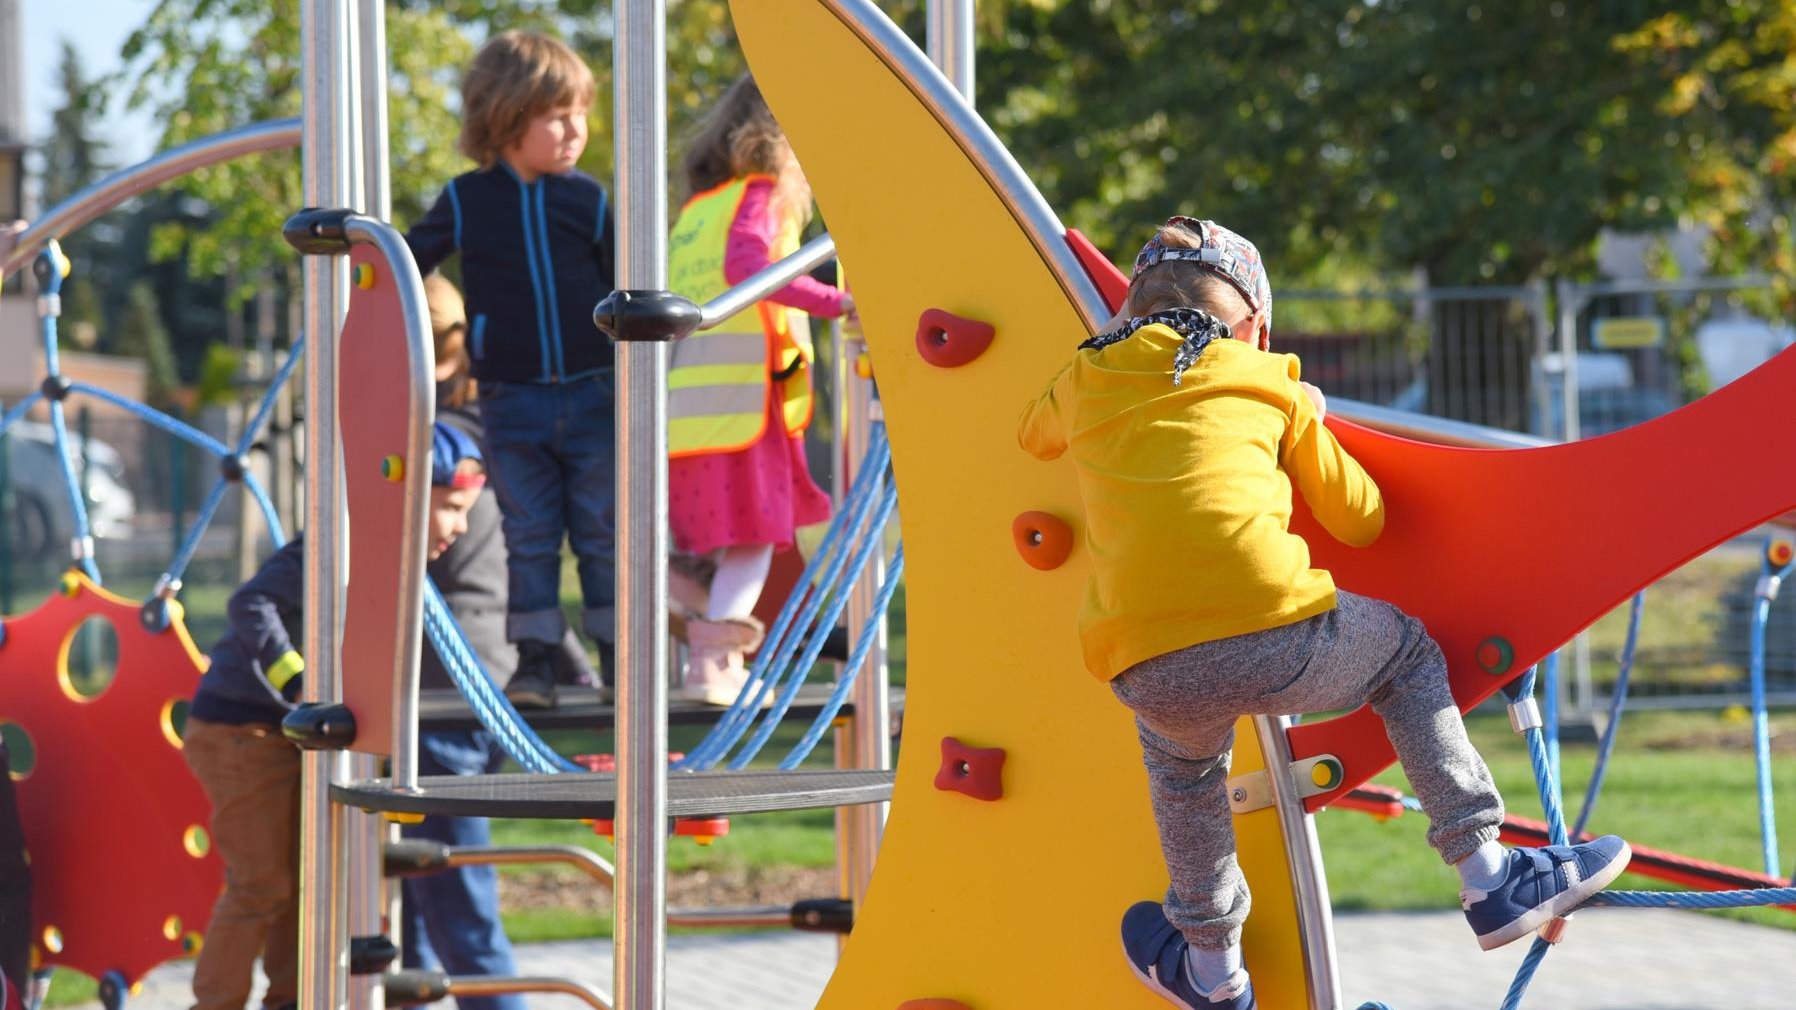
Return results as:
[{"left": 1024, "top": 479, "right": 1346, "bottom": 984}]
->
[
  {"left": 0, "top": 573, "right": 221, "bottom": 985},
  {"left": 1066, "top": 233, "right": 1796, "bottom": 811},
  {"left": 339, "top": 245, "right": 424, "bottom": 757}
]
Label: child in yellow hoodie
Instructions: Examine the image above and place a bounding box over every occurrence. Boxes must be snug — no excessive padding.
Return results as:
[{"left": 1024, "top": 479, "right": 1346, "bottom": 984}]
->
[{"left": 1020, "top": 217, "right": 1630, "bottom": 1009}]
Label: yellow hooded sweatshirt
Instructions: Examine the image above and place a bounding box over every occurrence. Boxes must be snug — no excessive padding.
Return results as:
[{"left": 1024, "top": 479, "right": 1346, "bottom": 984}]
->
[{"left": 1019, "top": 324, "right": 1385, "bottom": 680}]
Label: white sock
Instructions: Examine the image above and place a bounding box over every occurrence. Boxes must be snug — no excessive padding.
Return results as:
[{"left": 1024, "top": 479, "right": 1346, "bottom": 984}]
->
[
  {"left": 1457, "top": 840, "right": 1509, "bottom": 891},
  {"left": 705, "top": 544, "right": 775, "bottom": 620},
  {"left": 1183, "top": 944, "right": 1243, "bottom": 996}
]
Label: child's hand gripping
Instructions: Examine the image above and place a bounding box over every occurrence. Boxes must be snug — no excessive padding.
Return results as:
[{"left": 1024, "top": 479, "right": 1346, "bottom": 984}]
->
[{"left": 1300, "top": 381, "right": 1327, "bottom": 420}]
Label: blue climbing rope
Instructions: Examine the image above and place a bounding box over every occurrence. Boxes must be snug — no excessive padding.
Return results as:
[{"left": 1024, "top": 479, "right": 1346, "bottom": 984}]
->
[
  {"left": 778, "top": 542, "right": 905, "bottom": 770},
  {"left": 1497, "top": 938, "right": 1554, "bottom": 1010},
  {"left": 37, "top": 249, "right": 99, "bottom": 582},
  {"left": 726, "top": 483, "right": 900, "bottom": 770},
  {"left": 1541, "top": 651, "right": 1561, "bottom": 785},
  {"left": 67, "top": 382, "right": 231, "bottom": 458},
  {"left": 1572, "top": 591, "right": 1643, "bottom": 840},
  {"left": 155, "top": 341, "right": 303, "bottom": 587},
  {"left": 679, "top": 428, "right": 893, "bottom": 770},
  {"left": 0, "top": 392, "right": 44, "bottom": 439},
  {"left": 423, "top": 579, "right": 577, "bottom": 774}
]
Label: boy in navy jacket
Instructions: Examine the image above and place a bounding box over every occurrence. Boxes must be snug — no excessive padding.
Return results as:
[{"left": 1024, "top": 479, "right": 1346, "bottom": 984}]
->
[
  {"left": 183, "top": 423, "right": 486, "bottom": 1010},
  {"left": 405, "top": 30, "right": 617, "bottom": 708}
]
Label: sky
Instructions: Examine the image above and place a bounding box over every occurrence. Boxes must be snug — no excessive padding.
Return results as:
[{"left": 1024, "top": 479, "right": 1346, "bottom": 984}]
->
[{"left": 21, "top": 0, "right": 160, "bottom": 180}]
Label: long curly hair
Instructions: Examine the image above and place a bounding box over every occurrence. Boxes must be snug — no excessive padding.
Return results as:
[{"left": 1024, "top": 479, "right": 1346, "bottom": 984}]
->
[{"left": 679, "top": 75, "right": 812, "bottom": 223}]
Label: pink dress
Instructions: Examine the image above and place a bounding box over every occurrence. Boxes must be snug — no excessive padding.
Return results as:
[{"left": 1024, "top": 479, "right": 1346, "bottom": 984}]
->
[{"left": 669, "top": 179, "right": 847, "bottom": 556}]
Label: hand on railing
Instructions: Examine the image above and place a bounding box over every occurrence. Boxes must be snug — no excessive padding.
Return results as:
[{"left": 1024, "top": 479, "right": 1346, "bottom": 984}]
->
[
  {"left": 840, "top": 291, "right": 863, "bottom": 336},
  {"left": 1301, "top": 380, "right": 1328, "bottom": 421}
]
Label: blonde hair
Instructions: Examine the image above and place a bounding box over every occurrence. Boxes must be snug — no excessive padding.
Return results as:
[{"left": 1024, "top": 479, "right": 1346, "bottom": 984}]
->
[
  {"left": 679, "top": 75, "right": 812, "bottom": 222},
  {"left": 1126, "top": 220, "right": 1252, "bottom": 320},
  {"left": 460, "top": 31, "right": 595, "bottom": 169},
  {"left": 424, "top": 274, "right": 476, "bottom": 408}
]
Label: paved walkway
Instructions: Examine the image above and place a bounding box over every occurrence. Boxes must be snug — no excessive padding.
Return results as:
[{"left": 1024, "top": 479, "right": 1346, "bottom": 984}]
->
[{"left": 90, "top": 909, "right": 1792, "bottom": 1010}]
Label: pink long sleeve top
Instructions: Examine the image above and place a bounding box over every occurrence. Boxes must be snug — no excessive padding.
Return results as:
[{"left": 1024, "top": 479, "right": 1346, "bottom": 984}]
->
[{"left": 722, "top": 178, "right": 848, "bottom": 319}]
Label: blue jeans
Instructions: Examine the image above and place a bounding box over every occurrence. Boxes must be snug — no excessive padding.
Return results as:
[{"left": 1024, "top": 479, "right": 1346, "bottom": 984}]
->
[
  {"left": 400, "top": 731, "right": 525, "bottom": 1010},
  {"left": 480, "top": 376, "right": 617, "bottom": 645}
]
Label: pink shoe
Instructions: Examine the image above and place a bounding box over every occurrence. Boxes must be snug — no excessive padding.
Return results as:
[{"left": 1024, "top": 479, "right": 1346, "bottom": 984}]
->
[{"left": 681, "top": 617, "right": 767, "bottom": 707}]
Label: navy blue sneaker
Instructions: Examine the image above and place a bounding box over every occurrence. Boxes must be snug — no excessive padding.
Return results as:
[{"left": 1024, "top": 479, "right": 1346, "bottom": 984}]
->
[
  {"left": 1120, "top": 901, "right": 1254, "bottom": 1010},
  {"left": 1461, "top": 836, "right": 1632, "bottom": 950}
]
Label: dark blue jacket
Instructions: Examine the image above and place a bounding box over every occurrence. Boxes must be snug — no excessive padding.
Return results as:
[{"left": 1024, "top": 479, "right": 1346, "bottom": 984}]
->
[
  {"left": 406, "top": 165, "right": 617, "bottom": 384},
  {"left": 191, "top": 537, "right": 306, "bottom": 726}
]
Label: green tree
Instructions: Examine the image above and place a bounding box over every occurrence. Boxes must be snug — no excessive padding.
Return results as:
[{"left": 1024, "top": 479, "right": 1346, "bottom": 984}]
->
[
  {"left": 1615, "top": 4, "right": 1796, "bottom": 311},
  {"left": 981, "top": 1, "right": 1706, "bottom": 287},
  {"left": 122, "top": 0, "right": 474, "bottom": 290}
]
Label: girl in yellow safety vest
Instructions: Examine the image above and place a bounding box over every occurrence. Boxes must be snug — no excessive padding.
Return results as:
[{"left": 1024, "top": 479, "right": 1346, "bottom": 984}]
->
[{"left": 665, "top": 75, "right": 856, "bottom": 705}]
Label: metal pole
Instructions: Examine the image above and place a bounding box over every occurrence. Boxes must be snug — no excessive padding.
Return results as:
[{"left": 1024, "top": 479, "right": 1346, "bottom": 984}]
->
[
  {"left": 1553, "top": 282, "right": 1594, "bottom": 716},
  {"left": 299, "top": 3, "right": 353, "bottom": 1010},
  {"left": 0, "top": 399, "right": 11, "bottom": 615},
  {"left": 925, "top": 0, "right": 975, "bottom": 104},
  {"left": 2, "top": 120, "right": 301, "bottom": 279},
  {"left": 349, "top": 7, "right": 392, "bottom": 1008},
  {"left": 612, "top": 0, "right": 671, "bottom": 1007}
]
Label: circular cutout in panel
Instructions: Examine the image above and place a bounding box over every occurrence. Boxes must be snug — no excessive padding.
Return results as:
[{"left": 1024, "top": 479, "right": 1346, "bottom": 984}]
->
[
  {"left": 58, "top": 614, "right": 120, "bottom": 703},
  {"left": 160, "top": 698, "right": 190, "bottom": 748},
  {"left": 0, "top": 723, "right": 35, "bottom": 780},
  {"left": 182, "top": 825, "right": 211, "bottom": 858},
  {"left": 41, "top": 926, "right": 63, "bottom": 954},
  {"left": 161, "top": 916, "right": 182, "bottom": 942}
]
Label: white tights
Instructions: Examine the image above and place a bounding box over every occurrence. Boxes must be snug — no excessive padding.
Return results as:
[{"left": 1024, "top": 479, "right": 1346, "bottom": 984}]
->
[{"left": 705, "top": 543, "right": 775, "bottom": 620}]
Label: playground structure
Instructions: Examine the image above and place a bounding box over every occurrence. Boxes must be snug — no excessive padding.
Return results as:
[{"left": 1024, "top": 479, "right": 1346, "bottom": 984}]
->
[{"left": 5, "top": 1, "right": 1796, "bottom": 1009}]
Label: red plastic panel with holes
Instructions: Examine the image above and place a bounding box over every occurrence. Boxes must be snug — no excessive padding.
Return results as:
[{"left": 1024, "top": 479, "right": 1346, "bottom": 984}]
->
[
  {"left": 1067, "top": 231, "right": 1796, "bottom": 811},
  {"left": 0, "top": 573, "right": 221, "bottom": 984}
]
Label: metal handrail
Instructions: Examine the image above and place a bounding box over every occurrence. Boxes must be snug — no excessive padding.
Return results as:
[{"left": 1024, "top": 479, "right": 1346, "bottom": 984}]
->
[
  {"left": 1330, "top": 398, "right": 1554, "bottom": 451},
  {"left": 697, "top": 234, "right": 837, "bottom": 328},
  {"left": 1, "top": 118, "right": 302, "bottom": 278},
  {"left": 436, "top": 844, "right": 796, "bottom": 929}
]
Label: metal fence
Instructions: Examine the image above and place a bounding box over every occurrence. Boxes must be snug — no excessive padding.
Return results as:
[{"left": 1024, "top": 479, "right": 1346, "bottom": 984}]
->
[
  {"left": 0, "top": 397, "right": 298, "bottom": 648},
  {"left": 1280, "top": 275, "right": 1790, "bottom": 713}
]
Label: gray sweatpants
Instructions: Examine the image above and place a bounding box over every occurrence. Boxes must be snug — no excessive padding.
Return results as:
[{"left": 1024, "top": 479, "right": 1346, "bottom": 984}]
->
[{"left": 1110, "top": 589, "right": 1504, "bottom": 950}]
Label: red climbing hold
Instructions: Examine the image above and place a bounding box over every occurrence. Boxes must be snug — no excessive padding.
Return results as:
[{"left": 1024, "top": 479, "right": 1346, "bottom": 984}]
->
[
  {"left": 1011, "top": 511, "right": 1074, "bottom": 571},
  {"left": 934, "top": 737, "right": 1005, "bottom": 802},
  {"left": 914, "top": 308, "right": 995, "bottom": 368},
  {"left": 897, "top": 1001, "right": 973, "bottom": 1010}
]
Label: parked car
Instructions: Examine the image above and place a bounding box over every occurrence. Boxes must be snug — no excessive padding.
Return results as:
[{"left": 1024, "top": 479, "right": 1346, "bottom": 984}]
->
[{"left": 2, "top": 421, "right": 135, "bottom": 560}]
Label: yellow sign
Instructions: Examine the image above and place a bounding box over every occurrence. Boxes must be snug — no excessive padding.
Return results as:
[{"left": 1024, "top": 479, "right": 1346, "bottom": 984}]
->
[{"left": 1593, "top": 316, "right": 1665, "bottom": 349}]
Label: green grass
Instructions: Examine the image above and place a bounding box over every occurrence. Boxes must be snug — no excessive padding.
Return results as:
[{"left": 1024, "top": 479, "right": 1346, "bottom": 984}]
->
[{"left": 1319, "top": 708, "right": 1796, "bottom": 930}]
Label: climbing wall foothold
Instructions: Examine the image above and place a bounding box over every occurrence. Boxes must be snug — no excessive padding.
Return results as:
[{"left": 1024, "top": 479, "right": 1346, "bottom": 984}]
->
[
  {"left": 897, "top": 1001, "right": 973, "bottom": 1010},
  {"left": 914, "top": 308, "right": 995, "bottom": 368},
  {"left": 934, "top": 737, "right": 1006, "bottom": 802},
  {"left": 1011, "top": 512, "right": 1073, "bottom": 571}
]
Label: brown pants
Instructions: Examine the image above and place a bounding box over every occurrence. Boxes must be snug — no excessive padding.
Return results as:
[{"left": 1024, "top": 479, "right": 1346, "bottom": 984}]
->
[{"left": 182, "top": 718, "right": 301, "bottom": 1010}]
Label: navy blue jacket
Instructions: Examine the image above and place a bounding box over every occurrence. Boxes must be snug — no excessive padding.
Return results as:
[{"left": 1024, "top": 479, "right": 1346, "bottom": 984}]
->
[
  {"left": 191, "top": 537, "right": 306, "bottom": 726},
  {"left": 406, "top": 165, "right": 617, "bottom": 384}
]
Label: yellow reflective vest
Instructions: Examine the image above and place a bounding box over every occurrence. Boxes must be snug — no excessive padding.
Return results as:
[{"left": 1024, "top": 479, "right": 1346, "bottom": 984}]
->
[{"left": 666, "top": 175, "right": 816, "bottom": 458}]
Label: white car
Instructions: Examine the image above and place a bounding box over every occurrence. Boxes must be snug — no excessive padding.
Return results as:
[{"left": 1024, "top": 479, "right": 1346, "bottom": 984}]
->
[{"left": 3, "top": 421, "right": 135, "bottom": 560}]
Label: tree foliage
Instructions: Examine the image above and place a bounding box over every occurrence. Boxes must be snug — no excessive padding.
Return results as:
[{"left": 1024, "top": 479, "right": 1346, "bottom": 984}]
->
[
  {"left": 121, "top": 0, "right": 473, "bottom": 290},
  {"left": 1614, "top": 3, "right": 1796, "bottom": 307},
  {"left": 980, "top": 0, "right": 1726, "bottom": 286},
  {"left": 110, "top": 0, "right": 1796, "bottom": 298}
]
